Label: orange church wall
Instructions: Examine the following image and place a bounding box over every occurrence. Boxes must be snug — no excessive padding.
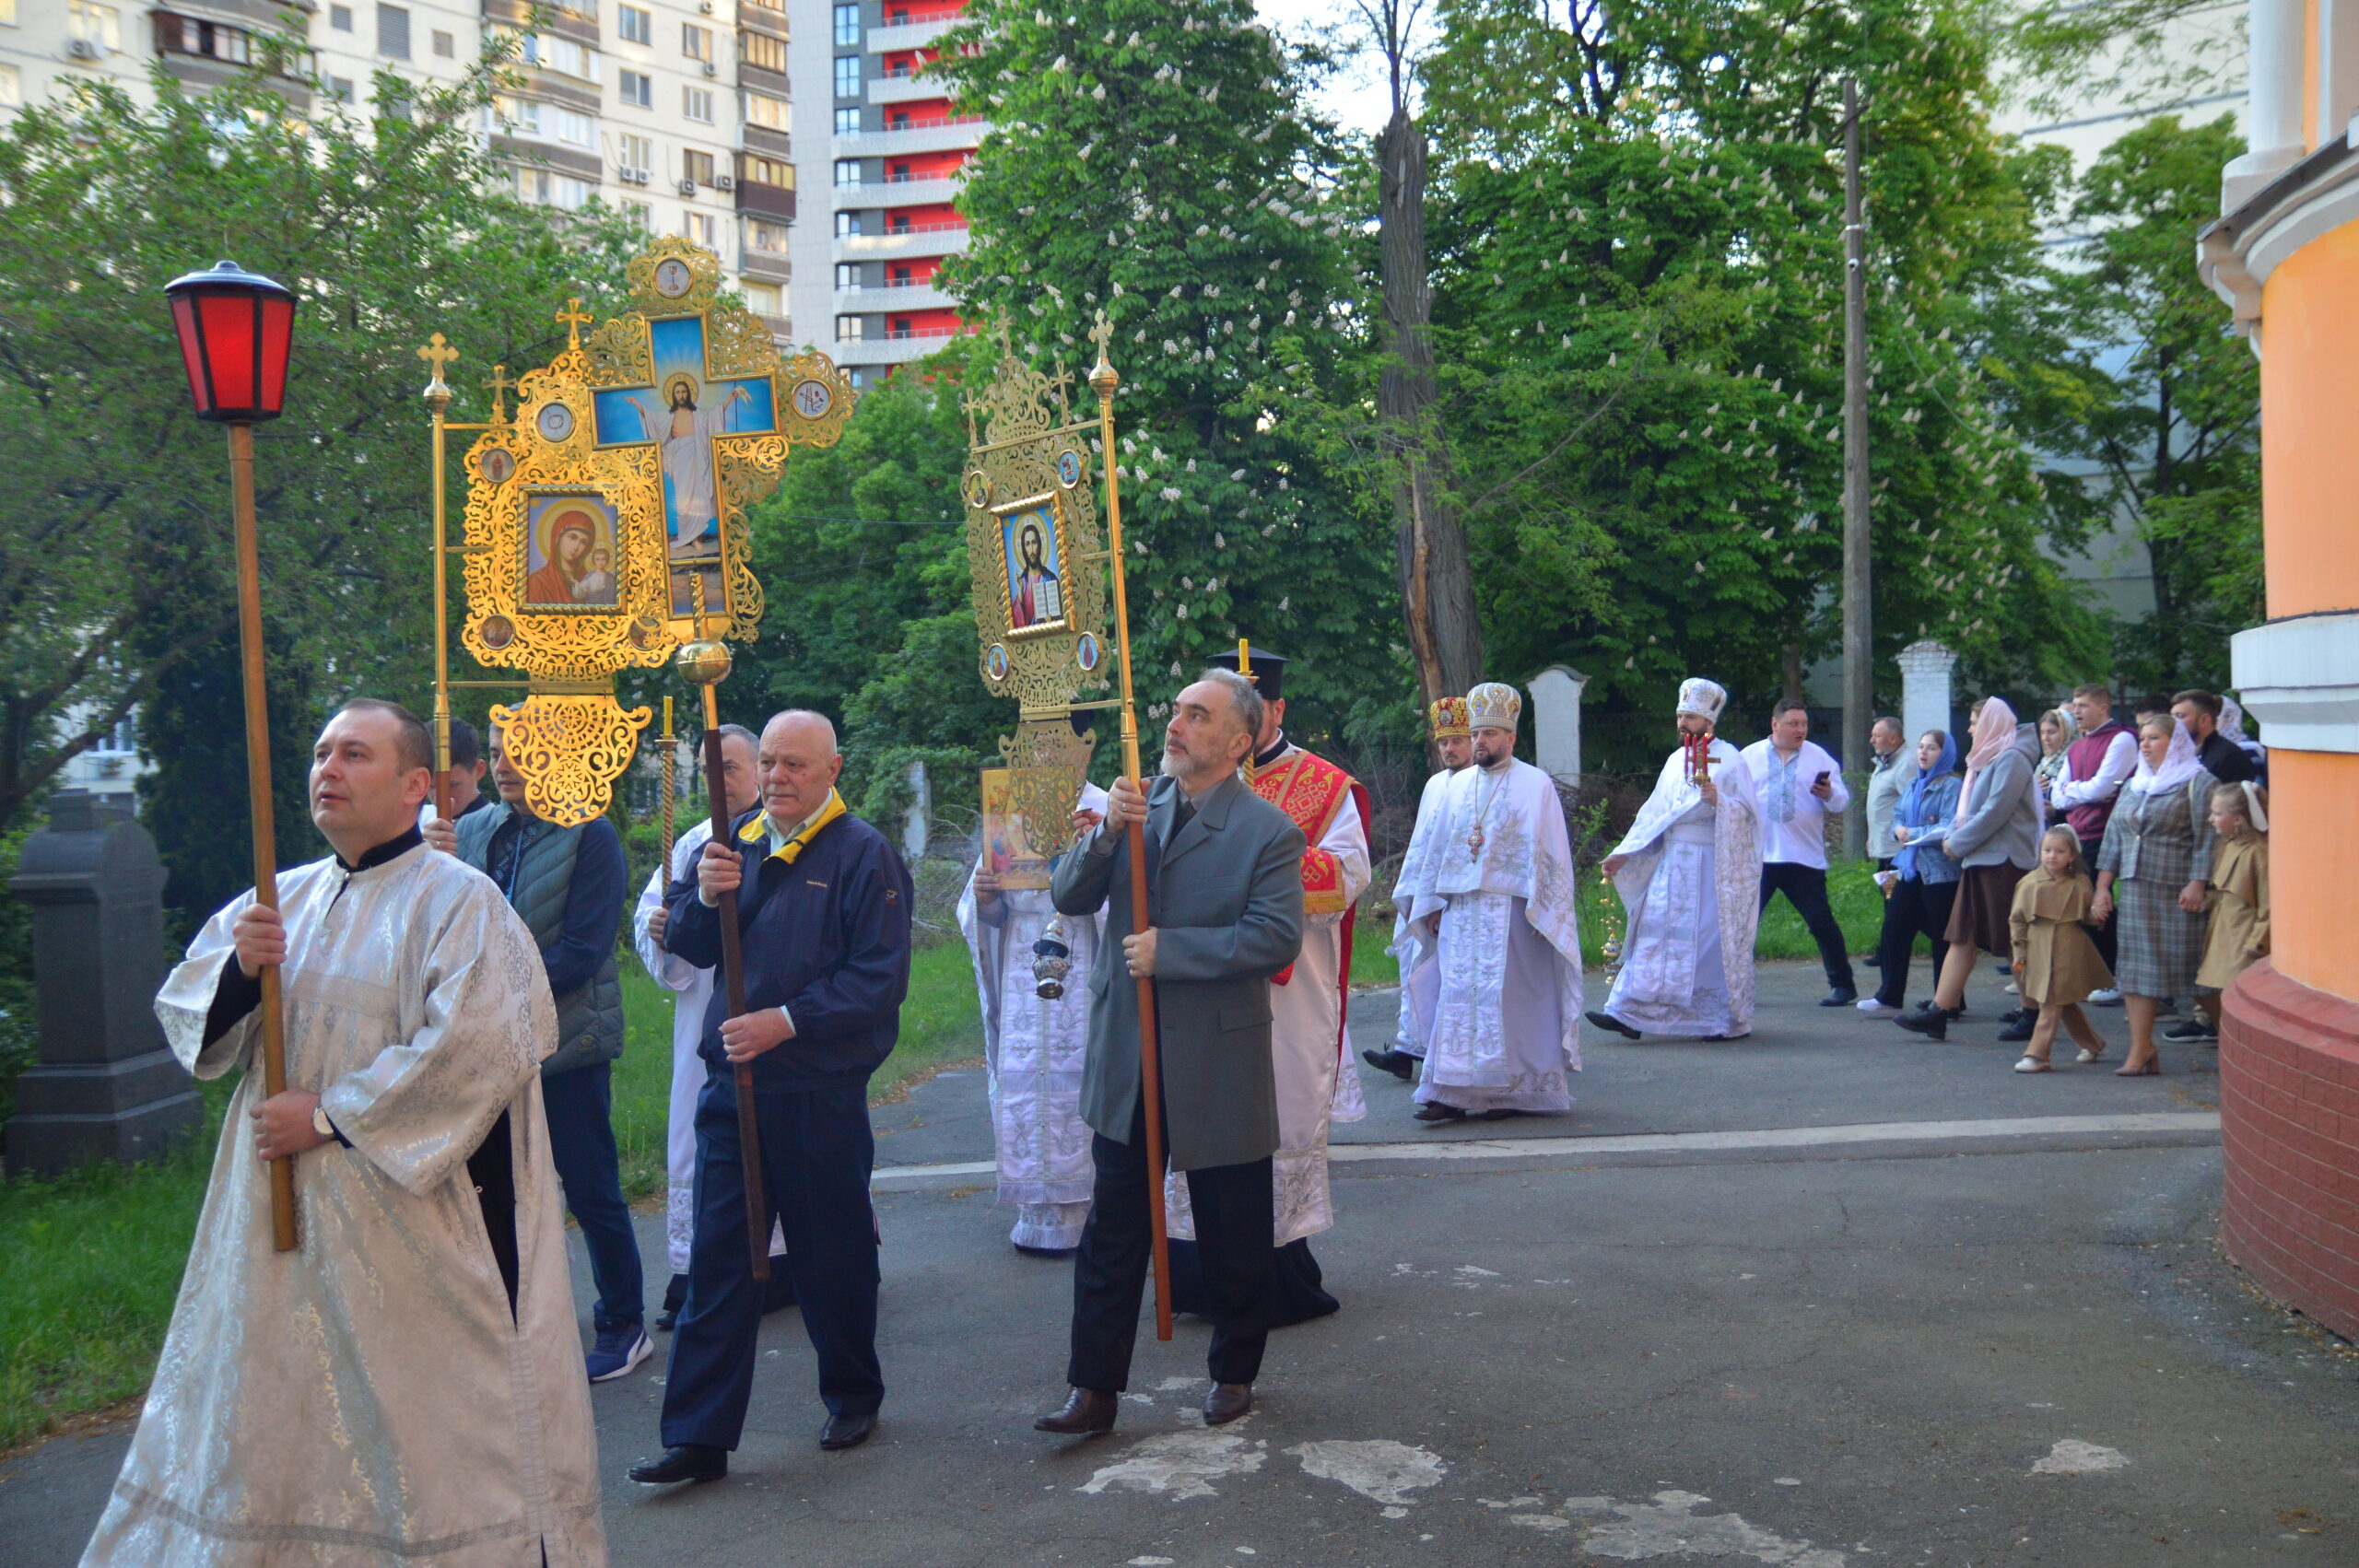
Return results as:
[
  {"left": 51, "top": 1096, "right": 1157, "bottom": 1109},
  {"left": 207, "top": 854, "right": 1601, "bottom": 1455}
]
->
[
  {"left": 2267, "top": 751, "right": 2359, "bottom": 1003},
  {"left": 2259, "top": 222, "right": 2359, "bottom": 617}
]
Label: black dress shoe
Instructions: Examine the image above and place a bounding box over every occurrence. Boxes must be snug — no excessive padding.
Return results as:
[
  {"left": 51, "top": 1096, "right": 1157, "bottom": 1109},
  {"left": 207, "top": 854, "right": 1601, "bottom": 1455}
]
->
[
  {"left": 1360, "top": 1047, "right": 1416, "bottom": 1081},
  {"left": 1894, "top": 1009, "right": 1948, "bottom": 1041},
  {"left": 819, "top": 1411, "right": 874, "bottom": 1451},
  {"left": 1203, "top": 1383, "right": 1253, "bottom": 1425},
  {"left": 1996, "top": 1015, "right": 2036, "bottom": 1043},
  {"left": 1480, "top": 1107, "right": 1520, "bottom": 1121},
  {"left": 1034, "top": 1387, "right": 1118, "bottom": 1435},
  {"left": 628, "top": 1445, "right": 727, "bottom": 1485},
  {"left": 1585, "top": 1010, "right": 1642, "bottom": 1040},
  {"left": 1412, "top": 1101, "right": 1466, "bottom": 1123},
  {"left": 1820, "top": 989, "right": 1859, "bottom": 1007}
]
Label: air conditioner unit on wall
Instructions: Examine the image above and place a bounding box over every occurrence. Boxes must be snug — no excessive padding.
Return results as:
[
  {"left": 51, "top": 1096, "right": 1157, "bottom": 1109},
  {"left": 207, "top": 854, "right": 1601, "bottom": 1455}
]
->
[
  {"left": 678, "top": 179, "right": 698, "bottom": 196},
  {"left": 714, "top": 174, "right": 735, "bottom": 191},
  {"left": 66, "top": 38, "right": 101, "bottom": 59},
  {"left": 702, "top": 63, "right": 717, "bottom": 77},
  {"left": 633, "top": 169, "right": 651, "bottom": 184}
]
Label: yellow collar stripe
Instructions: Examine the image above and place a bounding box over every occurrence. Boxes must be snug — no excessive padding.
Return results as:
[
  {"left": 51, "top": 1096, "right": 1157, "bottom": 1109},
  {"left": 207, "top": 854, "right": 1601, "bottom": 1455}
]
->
[{"left": 736, "top": 789, "right": 849, "bottom": 864}]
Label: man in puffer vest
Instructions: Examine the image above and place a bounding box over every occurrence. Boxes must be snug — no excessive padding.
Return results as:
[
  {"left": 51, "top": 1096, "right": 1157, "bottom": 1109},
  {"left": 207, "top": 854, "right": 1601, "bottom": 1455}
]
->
[{"left": 440, "top": 721, "right": 644, "bottom": 1384}]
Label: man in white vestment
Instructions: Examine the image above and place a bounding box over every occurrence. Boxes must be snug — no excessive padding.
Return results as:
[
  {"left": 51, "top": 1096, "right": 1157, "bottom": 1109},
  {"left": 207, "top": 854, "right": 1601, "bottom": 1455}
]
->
[
  {"left": 1366, "top": 696, "right": 1473, "bottom": 1082},
  {"left": 1392, "top": 683, "right": 1585, "bottom": 1123},
  {"left": 83, "top": 699, "right": 604, "bottom": 1568},
  {"left": 1589, "top": 678, "right": 1765, "bottom": 1041},
  {"left": 1169, "top": 643, "right": 1372, "bottom": 1319},
  {"left": 957, "top": 780, "right": 1109, "bottom": 1252},
  {"left": 632, "top": 723, "right": 786, "bottom": 1328}
]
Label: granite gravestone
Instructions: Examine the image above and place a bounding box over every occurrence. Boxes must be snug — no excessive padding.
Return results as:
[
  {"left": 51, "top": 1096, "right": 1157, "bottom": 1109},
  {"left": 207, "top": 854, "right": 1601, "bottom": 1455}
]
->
[{"left": 5, "top": 791, "right": 199, "bottom": 1176}]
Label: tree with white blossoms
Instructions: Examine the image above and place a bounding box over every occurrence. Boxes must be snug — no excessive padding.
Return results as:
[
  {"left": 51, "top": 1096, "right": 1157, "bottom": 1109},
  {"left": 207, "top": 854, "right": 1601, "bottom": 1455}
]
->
[{"left": 931, "top": 0, "right": 1399, "bottom": 735}]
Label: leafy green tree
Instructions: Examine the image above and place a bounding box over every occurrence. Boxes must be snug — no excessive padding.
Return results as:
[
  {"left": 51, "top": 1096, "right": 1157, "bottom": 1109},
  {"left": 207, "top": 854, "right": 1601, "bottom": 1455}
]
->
[
  {"left": 1394, "top": 0, "right": 2104, "bottom": 760},
  {"left": 2045, "top": 115, "right": 2258, "bottom": 693},
  {"left": 929, "top": 0, "right": 1404, "bottom": 746},
  {"left": 0, "top": 52, "right": 640, "bottom": 842}
]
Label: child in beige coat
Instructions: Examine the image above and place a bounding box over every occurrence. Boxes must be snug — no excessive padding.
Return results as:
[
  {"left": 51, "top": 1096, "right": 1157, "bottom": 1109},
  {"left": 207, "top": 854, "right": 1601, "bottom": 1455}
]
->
[{"left": 2009, "top": 826, "right": 2117, "bottom": 1072}]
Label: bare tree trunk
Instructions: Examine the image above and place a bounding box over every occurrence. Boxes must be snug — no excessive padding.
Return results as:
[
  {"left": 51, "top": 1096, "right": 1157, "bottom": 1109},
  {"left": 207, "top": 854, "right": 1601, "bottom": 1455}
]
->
[
  {"left": 1376, "top": 107, "right": 1483, "bottom": 718},
  {"left": 1781, "top": 640, "right": 1806, "bottom": 707}
]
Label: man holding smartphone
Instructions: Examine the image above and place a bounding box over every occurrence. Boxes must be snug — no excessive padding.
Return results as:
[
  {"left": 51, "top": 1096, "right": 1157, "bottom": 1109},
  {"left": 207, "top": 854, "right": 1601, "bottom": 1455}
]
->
[{"left": 1743, "top": 699, "right": 1857, "bottom": 1005}]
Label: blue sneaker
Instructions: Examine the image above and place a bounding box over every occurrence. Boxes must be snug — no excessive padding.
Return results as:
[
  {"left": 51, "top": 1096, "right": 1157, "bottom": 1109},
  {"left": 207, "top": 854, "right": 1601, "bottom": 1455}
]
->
[{"left": 588, "top": 1325, "right": 651, "bottom": 1384}]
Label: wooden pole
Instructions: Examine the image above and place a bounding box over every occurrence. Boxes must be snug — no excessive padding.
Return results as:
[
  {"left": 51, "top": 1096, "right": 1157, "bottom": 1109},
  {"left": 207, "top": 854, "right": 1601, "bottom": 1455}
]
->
[
  {"left": 1089, "top": 322, "right": 1170, "bottom": 1340},
  {"left": 428, "top": 392, "right": 453, "bottom": 821},
  {"left": 229, "top": 423, "right": 297, "bottom": 1253},
  {"left": 1840, "top": 77, "right": 1873, "bottom": 860},
  {"left": 700, "top": 692, "right": 769, "bottom": 1281}
]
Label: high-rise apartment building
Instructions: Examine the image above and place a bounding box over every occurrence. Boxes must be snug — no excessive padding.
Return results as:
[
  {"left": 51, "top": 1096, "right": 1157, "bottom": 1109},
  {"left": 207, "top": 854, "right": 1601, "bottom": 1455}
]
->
[
  {"left": 785, "top": 0, "right": 979, "bottom": 386},
  {"left": 0, "top": 0, "right": 797, "bottom": 338}
]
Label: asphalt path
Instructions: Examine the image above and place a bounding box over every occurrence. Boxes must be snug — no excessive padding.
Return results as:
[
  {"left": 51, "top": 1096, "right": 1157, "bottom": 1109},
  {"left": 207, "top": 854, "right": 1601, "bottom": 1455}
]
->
[{"left": 9, "top": 962, "right": 2354, "bottom": 1568}]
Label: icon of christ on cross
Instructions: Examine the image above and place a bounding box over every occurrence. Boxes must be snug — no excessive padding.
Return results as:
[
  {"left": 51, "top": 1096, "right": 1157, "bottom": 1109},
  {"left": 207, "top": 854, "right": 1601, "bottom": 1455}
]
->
[{"left": 593, "top": 314, "right": 778, "bottom": 618}]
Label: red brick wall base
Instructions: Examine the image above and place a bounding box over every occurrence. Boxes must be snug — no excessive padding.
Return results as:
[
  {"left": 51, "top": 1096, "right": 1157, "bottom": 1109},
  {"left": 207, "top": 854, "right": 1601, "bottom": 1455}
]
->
[{"left": 2220, "top": 959, "right": 2359, "bottom": 1341}]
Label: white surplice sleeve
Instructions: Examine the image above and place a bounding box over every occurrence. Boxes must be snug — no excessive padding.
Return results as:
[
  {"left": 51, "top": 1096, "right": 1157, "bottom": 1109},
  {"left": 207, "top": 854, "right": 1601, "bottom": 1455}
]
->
[
  {"left": 318, "top": 883, "right": 557, "bottom": 1197},
  {"left": 153, "top": 888, "right": 267, "bottom": 1081},
  {"left": 633, "top": 822, "right": 708, "bottom": 992}
]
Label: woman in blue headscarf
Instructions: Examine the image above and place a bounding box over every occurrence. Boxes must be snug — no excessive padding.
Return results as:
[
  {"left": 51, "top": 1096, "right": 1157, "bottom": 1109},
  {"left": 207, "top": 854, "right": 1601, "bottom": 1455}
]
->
[{"left": 1858, "top": 729, "right": 1964, "bottom": 1015}]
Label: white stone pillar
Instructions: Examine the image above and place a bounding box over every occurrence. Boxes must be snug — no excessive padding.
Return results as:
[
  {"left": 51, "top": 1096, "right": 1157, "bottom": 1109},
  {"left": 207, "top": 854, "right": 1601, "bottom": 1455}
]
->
[
  {"left": 1527, "top": 664, "right": 1589, "bottom": 782},
  {"left": 1896, "top": 640, "right": 1957, "bottom": 751},
  {"left": 2225, "top": 0, "right": 2311, "bottom": 206},
  {"left": 2323, "top": 0, "right": 2359, "bottom": 146},
  {"left": 903, "top": 757, "right": 931, "bottom": 861}
]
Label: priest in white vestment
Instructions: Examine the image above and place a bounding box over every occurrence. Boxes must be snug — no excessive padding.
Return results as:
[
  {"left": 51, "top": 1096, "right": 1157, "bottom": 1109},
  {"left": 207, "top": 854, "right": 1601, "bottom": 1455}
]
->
[
  {"left": 957, "top": 782, "right": 1109, "bottom": 1252},
  {"left": 1589, "top": 678, "right": 1765, "bottom": 1041},
  {"left": 82, "top": 699, "right": 604, "bottom": 1568},
  {"left": 632, "top": 723, "right": 784, "bottom": 1327},
  {"left": 1392, "top": 683, "right": 1586, "bottom": 1122},
  {"left": 1366, "top": 696, "right": 1473, "bottom": 1082}
]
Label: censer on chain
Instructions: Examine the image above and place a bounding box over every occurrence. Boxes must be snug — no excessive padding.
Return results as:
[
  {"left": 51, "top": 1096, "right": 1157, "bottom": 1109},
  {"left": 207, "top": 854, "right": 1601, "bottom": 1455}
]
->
[{"left": 1032, "top": 915, "right": 1073, "bottom": 1000}]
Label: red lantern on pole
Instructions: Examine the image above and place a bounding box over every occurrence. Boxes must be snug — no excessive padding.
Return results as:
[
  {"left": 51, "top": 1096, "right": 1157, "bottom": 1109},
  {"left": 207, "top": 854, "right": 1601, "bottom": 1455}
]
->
[
  {"left": 166, "top": 260, "right": 297, "bottom": 424},
  {"left": 165, "top": 258, "right": 300, "bottom": 1253}
]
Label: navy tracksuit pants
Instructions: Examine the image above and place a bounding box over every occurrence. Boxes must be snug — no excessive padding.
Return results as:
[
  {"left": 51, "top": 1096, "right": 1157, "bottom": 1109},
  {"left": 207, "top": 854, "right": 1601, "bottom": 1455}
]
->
[{"left": 659, "top": 1074, "right": 884, "bottom": 1450}]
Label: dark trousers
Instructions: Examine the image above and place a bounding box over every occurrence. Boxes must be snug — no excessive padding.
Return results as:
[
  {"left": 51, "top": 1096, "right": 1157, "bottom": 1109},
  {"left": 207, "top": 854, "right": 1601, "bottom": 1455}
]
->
[
  {"left": 1759, "top": 861, "right": 1857, "bottom": 992},
  {"left": 662, "top": 1078, "right": 884, "bottom": 1449},
  {"left": 540, "top": 1060, "right": 643, "bottom": 1335},
  {"left": 1069, "top": 1102, "right": 1278, "bottom": 1392},
  {"left": 2079, "top": 837, "right": 2118, "bottom": 975},
  {"left": 1873, "top": 876, "right": 1957, "bottom": 1008}
]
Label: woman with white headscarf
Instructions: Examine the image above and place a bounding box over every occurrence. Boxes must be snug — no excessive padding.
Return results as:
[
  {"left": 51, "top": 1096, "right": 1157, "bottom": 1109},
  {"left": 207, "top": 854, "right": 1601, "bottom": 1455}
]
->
[
  {"left": 2091, "top": 716, "right": 2218, "bottom": 1074},
  {"left": 1894, "top": 697, "right": 2046, "bottom": 1039}
]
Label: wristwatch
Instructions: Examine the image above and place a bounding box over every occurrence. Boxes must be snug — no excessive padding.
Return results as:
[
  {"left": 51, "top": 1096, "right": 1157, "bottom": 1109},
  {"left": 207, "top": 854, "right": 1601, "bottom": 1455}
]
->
[{"left": 311, "top": 1105, "right": 336, "bottom": 1141}]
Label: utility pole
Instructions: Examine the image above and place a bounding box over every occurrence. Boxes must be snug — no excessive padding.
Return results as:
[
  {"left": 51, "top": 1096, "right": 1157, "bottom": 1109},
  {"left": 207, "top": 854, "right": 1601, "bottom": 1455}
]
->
[{"left": 1839, "top": 77, "right": 1872, "bottom": 860}]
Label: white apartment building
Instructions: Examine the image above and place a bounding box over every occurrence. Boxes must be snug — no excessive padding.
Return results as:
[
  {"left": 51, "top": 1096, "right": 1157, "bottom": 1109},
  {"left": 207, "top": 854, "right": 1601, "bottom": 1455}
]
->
[
  {"left": 784, "top": 0, "right": 978, "bottom": 386},
  {"left": 0, "top": 0, "right": 797, "bottom": 334}
]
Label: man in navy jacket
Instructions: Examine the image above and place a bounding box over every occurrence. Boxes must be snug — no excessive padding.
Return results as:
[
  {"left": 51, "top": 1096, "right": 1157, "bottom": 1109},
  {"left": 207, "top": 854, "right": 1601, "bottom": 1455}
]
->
[{"left": 629, "top": 709, "right": 912, "bottom": 1482}]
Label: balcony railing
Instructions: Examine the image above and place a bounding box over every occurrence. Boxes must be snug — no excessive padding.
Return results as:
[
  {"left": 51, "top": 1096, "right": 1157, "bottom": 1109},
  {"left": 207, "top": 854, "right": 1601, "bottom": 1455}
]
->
[
  {"left": 874, "top": 218, "right": 968, "bottom": 235},
  {"left": 874, "top": 112, "right": 984, "bottom": 133}
]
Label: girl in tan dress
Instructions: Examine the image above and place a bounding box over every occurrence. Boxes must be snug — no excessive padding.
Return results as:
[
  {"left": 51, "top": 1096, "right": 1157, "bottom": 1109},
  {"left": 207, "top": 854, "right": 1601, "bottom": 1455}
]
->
[
  {"left": 2009, "top": 826, "right": 2117, "bottom": 1072},
  {"left": 2195, "top": 783, "right": 2271, "bottom": 1030}
]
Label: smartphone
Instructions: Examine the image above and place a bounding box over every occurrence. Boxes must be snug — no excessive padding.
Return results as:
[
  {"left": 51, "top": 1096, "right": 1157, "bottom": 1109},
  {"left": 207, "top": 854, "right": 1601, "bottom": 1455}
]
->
[{"left": 1814, "top": 770, "right": 1831, "bottom": 786}]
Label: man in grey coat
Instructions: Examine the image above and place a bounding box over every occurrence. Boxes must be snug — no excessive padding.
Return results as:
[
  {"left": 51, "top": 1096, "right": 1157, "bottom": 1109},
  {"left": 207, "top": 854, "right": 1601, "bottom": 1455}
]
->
[{"left": 1036, "top": 668, "right": 1306, "bottom": 1436}]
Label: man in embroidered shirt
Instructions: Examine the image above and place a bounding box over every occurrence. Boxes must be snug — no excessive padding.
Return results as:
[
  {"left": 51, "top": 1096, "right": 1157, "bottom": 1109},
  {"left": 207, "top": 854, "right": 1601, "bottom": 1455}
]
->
[
  {"left": 2050, "top": 682, "right": 2136, "bottom": 990},
  {"left": 1743, "top": 699, "right": 1856, "bottom": 1006},
  {"left": 630, "top": 709, "right": 913, "bottom": 1483}
]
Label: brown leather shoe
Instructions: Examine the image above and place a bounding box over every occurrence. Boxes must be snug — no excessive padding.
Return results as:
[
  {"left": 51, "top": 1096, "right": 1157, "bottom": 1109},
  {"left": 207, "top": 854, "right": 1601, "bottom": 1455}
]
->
[
  {"left": 1034, "top": 1387, "right": 1117, "bottom": 1435},
  {"left": 1203, "top": 1383, "right": 1253, "bottom": 1425}
]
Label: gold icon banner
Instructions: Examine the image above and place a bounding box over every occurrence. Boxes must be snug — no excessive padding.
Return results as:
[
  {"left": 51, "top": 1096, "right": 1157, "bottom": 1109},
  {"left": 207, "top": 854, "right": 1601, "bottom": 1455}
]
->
[{"left": 433, "top": 236, "right": 856, "bottom": 825}]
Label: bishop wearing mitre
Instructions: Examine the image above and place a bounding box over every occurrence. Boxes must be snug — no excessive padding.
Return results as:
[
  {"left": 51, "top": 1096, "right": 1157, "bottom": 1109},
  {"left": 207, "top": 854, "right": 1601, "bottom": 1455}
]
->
[
  {"left": 1588, "top": 677, "right": 1766, "bottom": 1041},
  {"left": 82, "top": 699, "right": 603, "bottom": 1567},
  {"left": 1391, "top": 683, "right": 1586, "bottom": 1123}
]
